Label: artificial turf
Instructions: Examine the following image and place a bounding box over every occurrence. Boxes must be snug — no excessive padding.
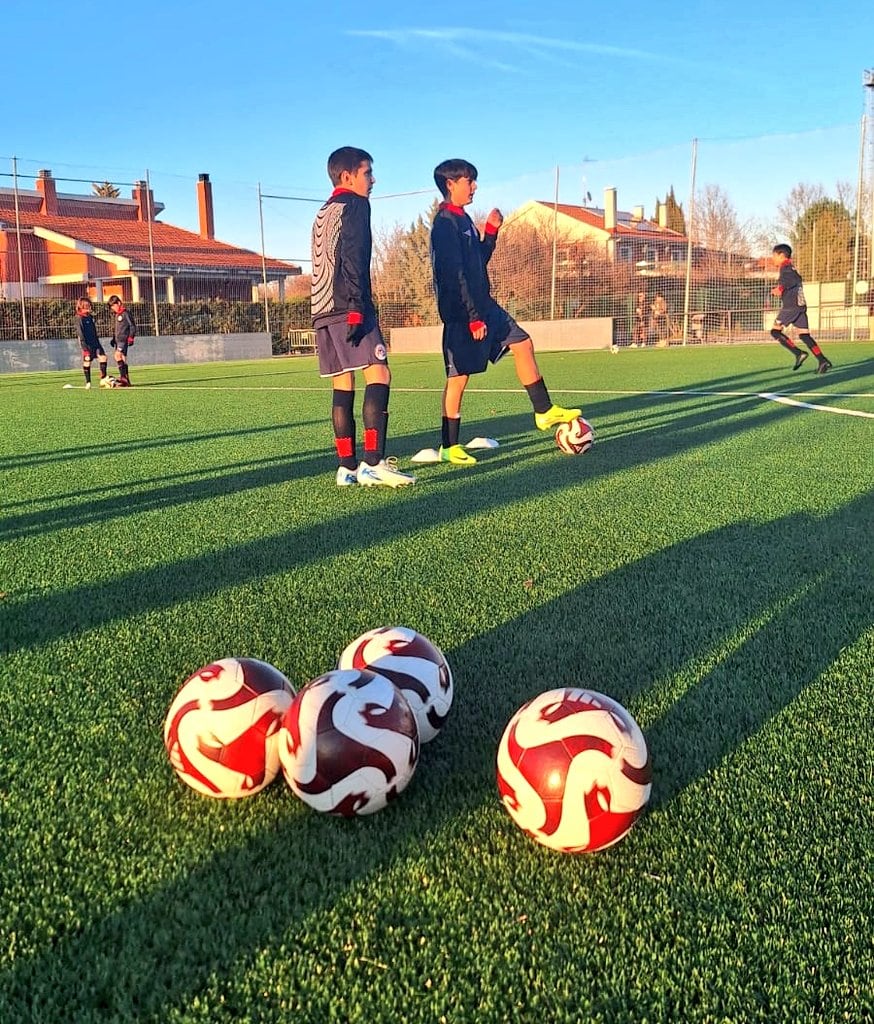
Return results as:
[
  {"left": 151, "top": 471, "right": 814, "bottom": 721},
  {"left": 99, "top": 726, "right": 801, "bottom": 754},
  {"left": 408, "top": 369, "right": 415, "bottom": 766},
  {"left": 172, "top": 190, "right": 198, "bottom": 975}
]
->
[{"left": 1, "top": 343, "right": 872, "bottom": 1023}]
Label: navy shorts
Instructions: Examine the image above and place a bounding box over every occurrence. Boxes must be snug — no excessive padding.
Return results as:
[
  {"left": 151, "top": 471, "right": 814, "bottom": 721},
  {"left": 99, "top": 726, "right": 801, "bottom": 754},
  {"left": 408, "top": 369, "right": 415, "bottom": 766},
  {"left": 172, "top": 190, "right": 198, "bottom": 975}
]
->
[
  {"left": 315, "top": 317, "right": 389, "bottom": 378},
  {"left": 442, "top": 306, "right": 529, "bottom": 377},
  {"left": 81, "top": 342, "right": 106, "bottom": 360},
  {"left": 775, "top": 308, "right": 809, "bottom": 331}
]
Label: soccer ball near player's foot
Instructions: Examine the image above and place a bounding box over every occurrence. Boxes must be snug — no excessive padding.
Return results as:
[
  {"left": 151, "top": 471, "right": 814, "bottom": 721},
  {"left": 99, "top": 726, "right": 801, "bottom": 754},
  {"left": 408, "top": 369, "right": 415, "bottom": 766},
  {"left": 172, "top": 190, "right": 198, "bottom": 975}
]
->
[
  {"left": 496, "top": 688, "right": 651, "bottom": 853},
  {"left": 337, "top": 626, "right": 453, "bottom": 743},
  {"left": 164, "top": 658, "right": 295, "bottom": 798},
  {"left": 279, "top": 668, "right": 419, "bottom": 816},
  {"left": 555, "top": 417, "right": 594, "bottom": 455}
]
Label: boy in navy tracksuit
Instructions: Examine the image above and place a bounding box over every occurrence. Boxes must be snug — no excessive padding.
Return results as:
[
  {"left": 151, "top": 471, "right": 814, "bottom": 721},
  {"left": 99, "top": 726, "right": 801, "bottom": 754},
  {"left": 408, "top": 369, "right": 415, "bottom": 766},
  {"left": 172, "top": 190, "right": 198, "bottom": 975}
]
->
[
  {"left": 430, "top": 158, "right": 581, "bottom": 465},
  {"left": 769, "top": 244, "right": 832, "bottom": 374},
  {"left": 74, "top": 297, "right": 109, "bottom": 389},
  {"left": 107, "top": 295, "right": 135, "bottom": 386},
  {"left": 311, "top": 146, "right": 414, "bottom": 487}
]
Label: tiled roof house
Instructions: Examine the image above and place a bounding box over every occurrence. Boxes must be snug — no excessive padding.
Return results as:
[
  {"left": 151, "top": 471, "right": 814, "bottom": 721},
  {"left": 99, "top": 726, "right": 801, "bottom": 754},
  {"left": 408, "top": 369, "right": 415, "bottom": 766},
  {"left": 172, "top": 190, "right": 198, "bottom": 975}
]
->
[
  {"left": 0, "top": 170, "right": 299, "bottom": 302},
  {"left": 507, "top": 188, "right": 689, "bottom": 269}
]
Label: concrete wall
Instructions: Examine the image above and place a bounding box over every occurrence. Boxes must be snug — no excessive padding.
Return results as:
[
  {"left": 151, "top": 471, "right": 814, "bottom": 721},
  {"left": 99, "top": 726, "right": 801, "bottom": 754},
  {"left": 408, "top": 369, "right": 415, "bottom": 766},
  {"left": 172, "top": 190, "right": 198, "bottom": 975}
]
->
[
  {"left": 389, "top": 317, "right": 614, "bottom": 355},
  {"left": 0, "top": 332, "right": 272, "bottom": 374}
]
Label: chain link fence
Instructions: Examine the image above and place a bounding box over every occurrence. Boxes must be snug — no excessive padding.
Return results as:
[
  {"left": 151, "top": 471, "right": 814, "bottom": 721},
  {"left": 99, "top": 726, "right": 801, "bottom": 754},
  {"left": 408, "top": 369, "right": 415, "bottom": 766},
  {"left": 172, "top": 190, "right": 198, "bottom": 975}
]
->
[{"left": 2, "top": 123, "right": 873, "bottom": 352}]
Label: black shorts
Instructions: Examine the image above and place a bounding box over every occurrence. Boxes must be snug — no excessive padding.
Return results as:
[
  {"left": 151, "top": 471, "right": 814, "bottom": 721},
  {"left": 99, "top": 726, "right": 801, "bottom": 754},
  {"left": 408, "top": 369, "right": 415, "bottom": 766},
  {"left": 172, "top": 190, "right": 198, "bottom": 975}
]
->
[
  {"left": 82, "top": 342, "right": 106, "bottom": 360},
  {"left": 315, "top": 317, "right": 389, "bottom": 378},
  {"left": 775, "top": 308, "right": 809, "bottom": 331},
  {"left": 442, "top": 306, "right": 529, "bottom": 377}
]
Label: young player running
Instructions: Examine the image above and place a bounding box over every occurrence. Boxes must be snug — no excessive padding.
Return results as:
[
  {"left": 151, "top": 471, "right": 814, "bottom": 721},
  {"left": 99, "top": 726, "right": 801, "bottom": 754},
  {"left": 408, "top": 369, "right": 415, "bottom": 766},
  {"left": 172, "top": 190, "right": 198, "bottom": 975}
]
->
[{"left": 769, "top": 244, "right": 833, "bottom": 374}]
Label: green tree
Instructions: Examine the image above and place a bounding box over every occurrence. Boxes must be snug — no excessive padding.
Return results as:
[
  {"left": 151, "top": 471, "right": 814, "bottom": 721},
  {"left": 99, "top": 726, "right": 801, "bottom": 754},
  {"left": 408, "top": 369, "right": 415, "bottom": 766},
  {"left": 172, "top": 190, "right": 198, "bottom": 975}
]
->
[{"left": 792, "top": 198, "right": 855, "bottom": 281}]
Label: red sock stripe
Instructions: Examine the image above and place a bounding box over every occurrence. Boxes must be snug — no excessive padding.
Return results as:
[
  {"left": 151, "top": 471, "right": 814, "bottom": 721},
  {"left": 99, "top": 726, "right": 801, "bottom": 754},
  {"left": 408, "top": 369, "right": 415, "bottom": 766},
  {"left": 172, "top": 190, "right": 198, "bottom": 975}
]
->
[
  {"left": 363, "top": 428, "right": 378, "bottom": 452},
  {"left": 335, "top": 436, "right": 354, "bottom": 459}
]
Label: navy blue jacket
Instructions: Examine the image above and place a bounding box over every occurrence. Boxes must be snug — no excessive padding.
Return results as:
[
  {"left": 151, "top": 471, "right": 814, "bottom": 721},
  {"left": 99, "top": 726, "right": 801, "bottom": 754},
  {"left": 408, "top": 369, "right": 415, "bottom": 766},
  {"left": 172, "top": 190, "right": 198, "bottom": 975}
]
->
[{"left": 430, "top": 203, "right": 499, "bottom": 324}]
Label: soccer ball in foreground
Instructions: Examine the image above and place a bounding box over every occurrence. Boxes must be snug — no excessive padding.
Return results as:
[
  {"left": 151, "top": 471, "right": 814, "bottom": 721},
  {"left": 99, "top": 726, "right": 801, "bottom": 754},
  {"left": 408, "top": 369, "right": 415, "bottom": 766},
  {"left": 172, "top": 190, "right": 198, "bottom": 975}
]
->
[
  {"left": 164, "top": 658, "right": 294, "bottom": 798},
  {"left": 497, "top": 688, "right": 651, "bottom": 853},
  {"left": 279, "top": 668, "right": 419, "bottom": 816},
  {"left": 337, "top": 626, "right": 453, "bottom": 743},
  {"left": 555, "top": 417, "right": 594, "bottom": 455}
]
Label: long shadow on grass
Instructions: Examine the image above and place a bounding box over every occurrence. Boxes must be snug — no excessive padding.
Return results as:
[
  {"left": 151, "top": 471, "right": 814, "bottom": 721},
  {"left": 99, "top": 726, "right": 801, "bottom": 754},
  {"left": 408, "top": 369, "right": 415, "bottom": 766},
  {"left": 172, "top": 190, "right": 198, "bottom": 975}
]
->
[
  {"left": 2, "top": 493, "right": 869, "bottom": 1021},
  {"left": 1, "top": 372, "right": 863, "bottom": 651},
  {"left": 1, "top": 389, "right": 807, "bottom": 647}
]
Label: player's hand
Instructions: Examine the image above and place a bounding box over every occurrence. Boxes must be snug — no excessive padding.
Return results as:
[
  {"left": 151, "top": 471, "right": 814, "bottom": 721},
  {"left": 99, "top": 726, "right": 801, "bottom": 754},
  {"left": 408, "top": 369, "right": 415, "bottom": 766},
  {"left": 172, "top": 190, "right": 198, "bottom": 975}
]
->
[
  {"left": 346, "top": 321, "right": 367, "bottom": 346},
  {"left": 470, "top": 320, "right": 487, "bottom": 341},
  {"left": 486, "top": 209, "right": 503, "bottom": 230},
  {"left": 770, "top": 287, "right": 781, "bottom": 297}
]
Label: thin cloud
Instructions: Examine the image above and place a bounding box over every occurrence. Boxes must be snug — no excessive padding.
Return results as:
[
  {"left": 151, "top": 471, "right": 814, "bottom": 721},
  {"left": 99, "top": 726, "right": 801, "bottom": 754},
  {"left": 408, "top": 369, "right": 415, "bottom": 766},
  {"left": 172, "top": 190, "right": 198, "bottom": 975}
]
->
[{"left": 347, "top": 27, "right": 704, "bottom": 72}]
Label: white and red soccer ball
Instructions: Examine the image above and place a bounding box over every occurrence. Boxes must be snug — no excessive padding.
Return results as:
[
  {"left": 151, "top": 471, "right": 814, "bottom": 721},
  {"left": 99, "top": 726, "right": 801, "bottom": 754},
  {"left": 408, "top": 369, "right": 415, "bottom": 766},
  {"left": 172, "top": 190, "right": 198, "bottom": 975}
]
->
[
  {"left": 337, "top": 626, "right": 453, "bottom": 743},
  {"left": 279, "top": 668, "right": 419, "bottom": 816},
  {"left": 496, "top": 688, "right": 651, "bottom": 853},
  {"left": 164, "top": 658, "right": 294, "bottom": 798},
  {"left": 555, "top": 417, "right": 594, "bottom": 455}
]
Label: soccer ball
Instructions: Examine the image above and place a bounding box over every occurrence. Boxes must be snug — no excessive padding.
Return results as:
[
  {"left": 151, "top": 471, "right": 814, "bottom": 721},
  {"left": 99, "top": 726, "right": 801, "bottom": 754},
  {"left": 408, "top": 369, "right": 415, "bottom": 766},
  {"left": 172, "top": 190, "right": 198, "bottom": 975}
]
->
[
  {"left": 164, "top": 658, "right": 294, "bottom": 798},
  {"left": 555, "top": 417, "right": 594, "bottom": 455},
  {"left": 496, "top": 688, "right": 651, "bottom": 853},
  {"left": 279, "top": 668, "right": 419, "bottom": 816},
  {"left": 337, "top": 626, "right": 453, "bottom": 743}
]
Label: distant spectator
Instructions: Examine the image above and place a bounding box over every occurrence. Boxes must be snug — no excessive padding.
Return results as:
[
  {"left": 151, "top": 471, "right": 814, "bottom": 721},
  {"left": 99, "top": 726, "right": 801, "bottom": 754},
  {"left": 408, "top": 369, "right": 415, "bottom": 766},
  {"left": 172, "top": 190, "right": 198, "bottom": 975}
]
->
[
  {"left": 650, "top": 294, "right": 669, "bottom": 341},
  {"left": 632, "top": 291, "right": 648, "bottom": 346}
]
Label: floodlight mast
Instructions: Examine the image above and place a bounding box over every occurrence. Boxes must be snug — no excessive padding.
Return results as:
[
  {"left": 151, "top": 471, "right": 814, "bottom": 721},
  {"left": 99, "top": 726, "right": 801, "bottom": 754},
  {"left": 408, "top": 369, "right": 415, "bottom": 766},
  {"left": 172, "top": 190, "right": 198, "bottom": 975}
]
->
[{"left": 851, "top": 70, "right": 874, "bottom": 339}]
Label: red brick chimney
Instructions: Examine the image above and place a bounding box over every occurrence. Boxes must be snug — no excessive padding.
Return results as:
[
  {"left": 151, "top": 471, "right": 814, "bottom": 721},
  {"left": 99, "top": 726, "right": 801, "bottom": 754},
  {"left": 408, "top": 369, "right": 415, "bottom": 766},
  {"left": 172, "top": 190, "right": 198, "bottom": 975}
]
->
[
  {"left": 132, "top": 180, "right": 156, "bottom": 222},
  {"left": 197, "top": 173, "right": 215, "bottom": 240},
  {"left": 35, "top": 169, "right": 58, "bottom": 216}
]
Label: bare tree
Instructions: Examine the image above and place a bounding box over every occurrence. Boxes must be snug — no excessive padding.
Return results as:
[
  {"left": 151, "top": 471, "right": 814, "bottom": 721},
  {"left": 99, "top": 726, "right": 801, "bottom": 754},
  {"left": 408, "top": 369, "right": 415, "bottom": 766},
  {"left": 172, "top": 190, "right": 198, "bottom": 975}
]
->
[{"left": 691, "top": 184, "right": 751, "bottom": 255}]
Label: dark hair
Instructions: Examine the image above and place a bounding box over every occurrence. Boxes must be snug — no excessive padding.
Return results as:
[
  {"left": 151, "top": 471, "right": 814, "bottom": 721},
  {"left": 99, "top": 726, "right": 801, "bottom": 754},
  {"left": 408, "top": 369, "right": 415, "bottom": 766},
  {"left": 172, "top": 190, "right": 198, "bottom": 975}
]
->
[
  {"left": 327, "top": 147, "right": 373, "bottom": 186},
  {"left": 433, "top": 158, "right": 478, "bottom": 199},
  {"left": 772, "top": 243, "right": 792, "bottom": 259},
  {"left": 75, "top": 297, "right": 92, "bottom": 313}
]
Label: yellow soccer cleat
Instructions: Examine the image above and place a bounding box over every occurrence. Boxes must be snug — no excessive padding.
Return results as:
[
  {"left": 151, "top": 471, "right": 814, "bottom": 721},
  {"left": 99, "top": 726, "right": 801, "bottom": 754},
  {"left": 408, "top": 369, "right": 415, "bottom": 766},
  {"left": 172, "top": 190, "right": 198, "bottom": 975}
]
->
[
  {"left": 534, "top": 404, "right": 582, "bottom": 431},
  {"left": 439, "top": 444, "right": 477, "bottom": 466}
]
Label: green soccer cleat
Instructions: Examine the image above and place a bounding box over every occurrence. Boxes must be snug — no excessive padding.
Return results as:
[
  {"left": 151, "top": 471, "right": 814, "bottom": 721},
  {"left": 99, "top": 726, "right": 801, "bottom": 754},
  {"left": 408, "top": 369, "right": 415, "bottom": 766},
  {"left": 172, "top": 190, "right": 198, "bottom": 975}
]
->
[
  {"left": 535, "top": 404, "right": 582, "bottom": 431},
  {"left": 439, "top": 444, "right": 477, "bottom": 466}
]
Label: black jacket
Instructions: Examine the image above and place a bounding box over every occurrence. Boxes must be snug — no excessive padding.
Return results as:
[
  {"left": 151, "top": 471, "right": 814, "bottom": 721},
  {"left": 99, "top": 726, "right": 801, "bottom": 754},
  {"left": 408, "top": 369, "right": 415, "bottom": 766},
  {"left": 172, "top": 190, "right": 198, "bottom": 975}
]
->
[
  {"left": 76, "top": 312, "right": 101, "bottom": 349},
  {"left": 311, "top": 189, "right": 376, "bottom": 326},
  {"left": 430, "top": 203, "right": 498, "bottom": 324},
  {"left": 111, "top": 306, "right": 136, "bottom": 345}
]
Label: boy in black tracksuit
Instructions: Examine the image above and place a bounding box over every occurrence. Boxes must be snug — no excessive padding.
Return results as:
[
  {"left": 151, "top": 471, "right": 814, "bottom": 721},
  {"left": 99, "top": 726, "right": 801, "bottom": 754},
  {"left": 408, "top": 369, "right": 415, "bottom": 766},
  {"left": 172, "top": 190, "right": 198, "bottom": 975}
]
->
[
  {"left": 107, "top": 294, "right": 135, "bottom": 386},
  {"left": 311, "top": 146, "right": 414, "bottom": 488},
  {"left": 430, "top": 158, "right": 581, "bottom": 465},
  {"left": 75, "top": 297, "right": 109, "bottom": 388},
  {"left": 769, "top": 244, "right": 832, "bottom": 374}
]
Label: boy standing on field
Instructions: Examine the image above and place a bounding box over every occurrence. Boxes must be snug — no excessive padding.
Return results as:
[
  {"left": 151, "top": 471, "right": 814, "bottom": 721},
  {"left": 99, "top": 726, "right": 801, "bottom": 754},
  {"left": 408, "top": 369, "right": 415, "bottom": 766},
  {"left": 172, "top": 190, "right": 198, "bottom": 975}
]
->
[
  {"left": 107, "top": 294, "right": 135, "bottom": 386},
  {"left": 769, "top": 244, "right": 832, "bottom": 374},
  {"left": 430, "top": 158, "right": 581, "bottom": 465},
  {"left": 311, "top": 146, "right": 415, "bottom": 487},
  {"left": 75, "top": 297, "right": 109, "bottom": 389}
]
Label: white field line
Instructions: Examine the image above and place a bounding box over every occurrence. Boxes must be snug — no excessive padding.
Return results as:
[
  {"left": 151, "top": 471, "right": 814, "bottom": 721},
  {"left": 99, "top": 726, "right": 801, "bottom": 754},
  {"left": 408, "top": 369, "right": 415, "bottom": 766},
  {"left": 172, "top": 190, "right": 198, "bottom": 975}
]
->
[{"left": 756, "top": 392, "right": 874, "bottom": 419}]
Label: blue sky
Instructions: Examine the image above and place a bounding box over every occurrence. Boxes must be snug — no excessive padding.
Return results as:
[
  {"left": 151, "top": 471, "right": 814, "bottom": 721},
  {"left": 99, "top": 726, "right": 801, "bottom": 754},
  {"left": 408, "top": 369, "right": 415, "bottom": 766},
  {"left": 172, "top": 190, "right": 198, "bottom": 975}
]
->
[{"left": 3, "top": 0, "right": 872, "bottom": 264}]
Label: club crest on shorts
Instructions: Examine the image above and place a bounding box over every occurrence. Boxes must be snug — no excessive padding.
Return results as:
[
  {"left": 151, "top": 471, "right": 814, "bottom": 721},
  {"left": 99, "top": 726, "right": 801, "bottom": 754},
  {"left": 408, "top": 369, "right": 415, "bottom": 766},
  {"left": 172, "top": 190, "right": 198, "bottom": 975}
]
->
[{"left": 374, "top": 343, "right": 387, "bottom": 360}]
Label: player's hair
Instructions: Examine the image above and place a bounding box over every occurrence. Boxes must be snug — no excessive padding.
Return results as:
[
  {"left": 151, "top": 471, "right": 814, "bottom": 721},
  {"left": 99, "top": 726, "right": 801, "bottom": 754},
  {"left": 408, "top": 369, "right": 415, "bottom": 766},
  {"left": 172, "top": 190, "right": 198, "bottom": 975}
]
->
[
  {"left": 327, "top": 147, "right": 373, "bottom": 186},
  {"left": 433, "top": 158, "right": 478, "bottom": 198},
  {"left": 772, "top": 243, "right": 792, "bottom": 259},
  {"left": 108, "top": 294, "right": 121, "bottom": 306},
  {"left": 75, "top": 297, "right": 92, "bottom": 313}
]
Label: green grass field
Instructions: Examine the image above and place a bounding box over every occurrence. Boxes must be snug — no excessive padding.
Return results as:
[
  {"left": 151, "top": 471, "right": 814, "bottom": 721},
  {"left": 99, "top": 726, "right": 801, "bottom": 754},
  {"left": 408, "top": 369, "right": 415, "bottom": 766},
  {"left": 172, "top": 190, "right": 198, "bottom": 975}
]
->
[{"left": 2, "top": 343, "right": 872, "bottom": 1023}]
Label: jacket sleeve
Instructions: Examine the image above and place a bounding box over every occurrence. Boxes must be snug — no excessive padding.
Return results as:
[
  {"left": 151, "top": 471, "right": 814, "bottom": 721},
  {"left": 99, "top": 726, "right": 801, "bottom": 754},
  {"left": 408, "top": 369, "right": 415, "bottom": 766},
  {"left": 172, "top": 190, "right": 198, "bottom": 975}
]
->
[
  {"left": 432, "top": 215, "right": 484, "bottom": 323},
  {"left": 75, "top": 318, "right": 85, "bottom": 345},
  {"left": 480, "top": 223, "right": 498, "bottom": 266},
  {"left": 124, "top": 311, "right": 136, "bottom": 339},
  {"left": 338, "top": 198, "right": 371, "bottom": 316}
]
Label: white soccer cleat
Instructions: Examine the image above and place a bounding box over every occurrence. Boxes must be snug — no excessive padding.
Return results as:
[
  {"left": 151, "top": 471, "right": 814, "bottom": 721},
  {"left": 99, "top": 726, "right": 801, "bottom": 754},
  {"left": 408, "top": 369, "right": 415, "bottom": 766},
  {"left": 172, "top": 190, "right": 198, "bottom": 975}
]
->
[
  {"left": 356, "top": 458, "right": 416, "bottom": 488},
  {"left": 335, "top": 466, "right": 358, "bottom": 487}
]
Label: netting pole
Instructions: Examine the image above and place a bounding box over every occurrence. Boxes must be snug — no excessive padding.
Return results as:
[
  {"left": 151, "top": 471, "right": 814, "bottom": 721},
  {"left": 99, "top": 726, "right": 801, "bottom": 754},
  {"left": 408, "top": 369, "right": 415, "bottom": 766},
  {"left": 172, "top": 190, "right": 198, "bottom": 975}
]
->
[
  {"left": 145, "top": 170, "right": 160, "bottom": 337},
  {"left": 682, "top": 138, "right": 698, "bottom": 345},
  {"left": 258, "top": 183, "right": 270, "bottom": 336},
  {"left": 550, "top": 165, "right": 559, "bottom": 320},
  {"left": 11, "top": 156, "right": 28, "bottom": 340}
]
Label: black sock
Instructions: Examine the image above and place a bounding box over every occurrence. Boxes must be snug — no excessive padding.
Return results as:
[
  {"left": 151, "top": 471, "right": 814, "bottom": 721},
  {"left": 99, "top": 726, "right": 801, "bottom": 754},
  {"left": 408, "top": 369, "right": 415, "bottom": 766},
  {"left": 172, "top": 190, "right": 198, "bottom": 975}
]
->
[
  {"left": 83, "top": 365, "right": 91, "bottom": 383},
  {"left": 332, "top": 390, "right": 356, "bottom": 470},
  {"left": 442, "top": 416, "right": 460, "bottom": 448},
  {"left": 524, "top": 377, "right": 551, "bottom": 414},
  {"left": 363, "top": 382, "right": 390, "bottom": 465},
  {"left": 118, "top": 360, "right": 129, "bottom": 380}
]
